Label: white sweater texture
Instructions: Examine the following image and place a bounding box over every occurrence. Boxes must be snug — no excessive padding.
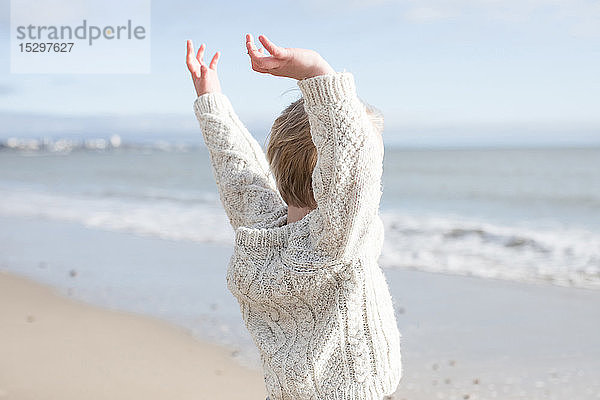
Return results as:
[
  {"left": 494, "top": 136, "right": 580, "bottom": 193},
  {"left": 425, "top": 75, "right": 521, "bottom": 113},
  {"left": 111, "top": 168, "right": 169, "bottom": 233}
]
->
[{"left": 194, "top": 72, "right": 402, "bottom": 400}]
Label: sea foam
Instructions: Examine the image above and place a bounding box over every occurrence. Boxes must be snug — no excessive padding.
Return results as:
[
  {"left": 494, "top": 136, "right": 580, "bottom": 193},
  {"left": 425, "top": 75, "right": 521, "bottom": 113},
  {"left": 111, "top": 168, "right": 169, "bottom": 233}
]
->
[{"left": 1, "top": 185, "right": 598, "bottom": 290}]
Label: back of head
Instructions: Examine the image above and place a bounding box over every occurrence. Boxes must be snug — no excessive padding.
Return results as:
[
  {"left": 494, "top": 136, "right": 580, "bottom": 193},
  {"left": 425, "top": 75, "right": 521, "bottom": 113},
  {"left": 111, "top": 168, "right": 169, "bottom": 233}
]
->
[{"left": 265, "top": 97, "right": 384, "bottom": 210}]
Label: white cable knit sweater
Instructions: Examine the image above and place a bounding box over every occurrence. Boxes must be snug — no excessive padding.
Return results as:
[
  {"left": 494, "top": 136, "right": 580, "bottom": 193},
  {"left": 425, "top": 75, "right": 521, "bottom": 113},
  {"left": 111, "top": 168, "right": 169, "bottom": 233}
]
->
[{"left": 194, "top": 72, "right": 402, "bottom": 400}]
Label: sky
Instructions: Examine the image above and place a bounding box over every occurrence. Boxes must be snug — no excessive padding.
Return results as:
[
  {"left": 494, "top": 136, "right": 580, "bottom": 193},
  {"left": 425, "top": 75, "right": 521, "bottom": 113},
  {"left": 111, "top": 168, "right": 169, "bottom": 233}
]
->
[{"left": 1, "top": 0, "right": 599, "bottom": 147}]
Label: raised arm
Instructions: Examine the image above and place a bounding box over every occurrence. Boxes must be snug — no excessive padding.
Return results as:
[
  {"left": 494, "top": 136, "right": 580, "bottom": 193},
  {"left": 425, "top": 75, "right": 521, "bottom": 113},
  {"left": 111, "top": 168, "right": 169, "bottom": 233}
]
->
[
  {"left": 187, "top": 39, "right": 285, "bottom": 230},
  {"left": 298, "top": 72, "right": 384, "bottom": 261},
  {"left": 246, "top": 34, "right": 384, "bottom": 261}
]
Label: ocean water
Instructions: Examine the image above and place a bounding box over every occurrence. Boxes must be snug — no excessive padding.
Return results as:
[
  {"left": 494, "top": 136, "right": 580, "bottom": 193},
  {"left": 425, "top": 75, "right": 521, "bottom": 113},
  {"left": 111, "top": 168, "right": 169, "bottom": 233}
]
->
[{"left": 1, "top": 144, "right": 599, "bottom": 290}]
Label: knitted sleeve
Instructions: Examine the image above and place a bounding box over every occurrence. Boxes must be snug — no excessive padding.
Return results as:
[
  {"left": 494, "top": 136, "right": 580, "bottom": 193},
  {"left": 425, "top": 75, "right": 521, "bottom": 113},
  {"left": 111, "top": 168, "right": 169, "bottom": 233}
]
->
[
  {"left": 297, "top": 72, "right": 384, "bottom": 262},
  {"left": 194, "top": 92, "right": 285, "bottom": 230}
]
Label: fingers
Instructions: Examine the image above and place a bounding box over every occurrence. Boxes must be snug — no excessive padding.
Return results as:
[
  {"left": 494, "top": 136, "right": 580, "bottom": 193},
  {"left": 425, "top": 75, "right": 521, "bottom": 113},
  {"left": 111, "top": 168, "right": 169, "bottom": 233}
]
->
[
  {"left": 246, "top": 33, "right": 255, "bottom": 49},
  {"left": 258, "top": 34, "right": 284, "bottom": 58},
  {"left": 186, "top": 39, "right": 193, "bottom": 59},
  {"left": 187, "top": 40, "right": 221, "bottom": 80},
  {"left": 186, "top": 40, "right": 195, "bottom": 65},
  {"left": 186, "top": 40, "right": 200, "bottom": 78},
  {"left": 246, "top": 33, "right": 261, "bottom": 59},
  {"left": 196, "top": 43, "right": 206, "bottom": 66},
  {"left": 246, "top": 33, "right": 287, "bottom": 69},
  {"left": 209, "top": 51, "right": 220, "bottom": 70}
]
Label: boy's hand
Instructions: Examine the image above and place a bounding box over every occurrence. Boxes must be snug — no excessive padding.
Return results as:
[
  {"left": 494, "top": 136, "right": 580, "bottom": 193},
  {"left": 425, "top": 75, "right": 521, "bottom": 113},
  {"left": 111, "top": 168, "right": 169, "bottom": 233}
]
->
[
  {"left": 186, "top": 39, "right": 221, "bottom": 97},
  {"left": 245, "top": 34, "right": 335, "bottom": 80}
]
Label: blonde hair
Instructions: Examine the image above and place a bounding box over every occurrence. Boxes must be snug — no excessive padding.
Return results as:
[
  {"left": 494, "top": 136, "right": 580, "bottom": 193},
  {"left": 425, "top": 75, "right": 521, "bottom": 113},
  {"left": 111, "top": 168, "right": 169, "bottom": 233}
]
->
[{"left": 265, "top": 97, "right": 384, "bottom": 209}]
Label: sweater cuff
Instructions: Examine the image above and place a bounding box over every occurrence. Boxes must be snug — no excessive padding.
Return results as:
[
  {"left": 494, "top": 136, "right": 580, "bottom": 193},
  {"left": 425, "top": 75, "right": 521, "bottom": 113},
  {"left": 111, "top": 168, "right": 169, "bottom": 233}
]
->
[
  {"left": 297, "top": 71, "right": 357, "bottom": 107},
  {"left": 193, "top": 92, "right": 234, "bottom": 116}
]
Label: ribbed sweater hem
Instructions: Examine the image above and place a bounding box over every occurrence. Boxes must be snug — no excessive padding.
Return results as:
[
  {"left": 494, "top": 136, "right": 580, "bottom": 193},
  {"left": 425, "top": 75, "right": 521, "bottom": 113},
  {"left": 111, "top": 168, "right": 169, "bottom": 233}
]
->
[
  {"left": 193, "top": 91, "right": 233, "bottom": 115},
  {"left": 297, "top": 71, "right": 356, "bottom": 107},
  {"left": 235, "top": 206, "right": 321, "bottom": 249},
  {"left": 266, "top": 374, "right": 401, "bottom": 400}
]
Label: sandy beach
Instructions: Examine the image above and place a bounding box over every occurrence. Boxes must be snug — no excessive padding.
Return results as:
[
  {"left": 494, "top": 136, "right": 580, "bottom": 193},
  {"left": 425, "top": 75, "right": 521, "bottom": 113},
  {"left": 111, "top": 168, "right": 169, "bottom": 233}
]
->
[
  {"left": 0, "top": 271, "right": 266, "bottom": 400},
  {"left": 1, "top": 215, "right": 600, "bottom": 399}
]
